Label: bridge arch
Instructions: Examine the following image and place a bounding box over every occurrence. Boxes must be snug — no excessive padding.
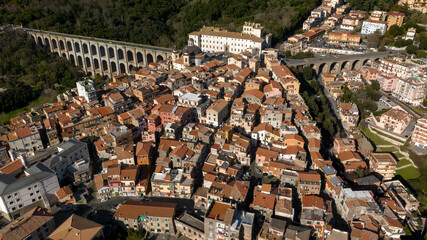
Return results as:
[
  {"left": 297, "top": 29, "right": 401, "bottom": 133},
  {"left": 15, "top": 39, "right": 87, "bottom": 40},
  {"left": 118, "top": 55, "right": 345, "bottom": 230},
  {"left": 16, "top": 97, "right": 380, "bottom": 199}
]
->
[
  {"left": 59, "top": 40, "right": 65, "bottom": 50},
  {"left": 52, "top": 39, "right": 58, "bottom": 49},
  {"left": 108, "top": 47, "right": 115, "bottom": 58},
  {"left": 100, "top": 46, "right": 106, "bottom": 57},
  {"left": 67, "top": 41, "right": 73, "bottom": 51},
  {"left": 91, "top": 45, "right": 97, "bottom": 55},
  {"left": 85, "top": 57, "right": 91, "bottom": 68},
  {"left": 352, "top": 60, "right": 361, "bottom": 70},
  {"left": 137, "top": 52, "right": 143, "bottom": 64},
  {"left": 75, "top": 42, "right": 81, "bottom": 53},
  {"left": 341, "top": 61, "right": 351, "bottom": 71},
  {"left": 147, "top": 53, "right": 154, "bottom": 64},
  {"left": 111, "top": 62, "right": 117, "bottom": 72},
  {"left": 318, "top": 63, "right": 329, "bottom": 74},
  {"left": 127, "top": 51, "right": 134, "bottom": 62},
  {"left": 363, "top": 59, "right": 372, "bottom": 66},
  {"left": 44, "top": 38, "right": 50, "bottom": 48},
  {"left": 119, "top": 63, "right": 126, "bottom": 74},
  {"left": 83, "top": 44, "right": 89, "bottom": 54},
  {"left": 129, "top": 65, "right": 134, "bottom": 72},
  {"left": 94, "top": 59, "right": 100, "bottom": 69},
  {"left": 118, "top": 49, "right": 124, "bottom": 60},
  {"left": 37, "top": 36, "right": 43, "bottom": 45},
  {"left": 77, "top": 56, "right": 83, "bottom": 66},
  {"left": 62, "top": 53, "right": 67, "bottom": 58},
  {"left": 157, "top": 54, "right": 164, "bottom": 62},
  {"left": 70, "top": 54, "right": 75, "bottom": 65},
  {"left": 329, "top": 62, "right": 340, "bottom": 74},
  {"left": 102, "top": 60, "right": 108, "bottom": 71}
]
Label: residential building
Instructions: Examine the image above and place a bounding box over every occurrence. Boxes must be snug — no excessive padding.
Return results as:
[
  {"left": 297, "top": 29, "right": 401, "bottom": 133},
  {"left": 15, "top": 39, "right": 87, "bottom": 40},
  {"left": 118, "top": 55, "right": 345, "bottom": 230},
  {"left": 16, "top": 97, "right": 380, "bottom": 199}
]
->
[
  {"left": 258, "top": 218, "right": 287, "bottom": 240},
  {"left": 370, "top": 10, "right": 387, "bottom": 21},
  {"left": 411, "top": 116, "right": 427, "bottom": 148},
  {"left": 7, "top": 125, "right": 44, "bottom": 156},
  {"left": 114, "top": 200, "right": 177, "bottom": 233},
  {"left": 387, "top": 12, "right": 405, "bottom": 29},
  {"left": 0, "top": 163, "right": 60, "bottom": 220},
  {"left": 151, "top": 168, "right": 193, "bottom": 198},
  {"left": 375, "top": 106, "right": 413, "bottom": 135},
  {"left": 332, "top": 138, "right": 356, "bottom": 156},
  {"left": 135, "top": 142, "right": 153, "bottom": 166},
  {"left": 297, "top": 172, "right": 321, "bottom": 196},
  {"left": 377, "top": 74, "right": 399, "bottom": 91},
  {"left": 368, "top": 153, "right": 397, "bottom": 180},
  {"left": 404, "top": 27, "right": 416, "bottom": 40},
  {"left": 206, "top": 99, "right": 229, "bottom": 127},
  {"left": 0, "top": 207, "right": 55, "bottom": 240},
  {"left": 328, "top": 32, "right": 361, "bottom": 45},
  {"left": 67, "top": 159, "right": 91, "bottom": 184},
  {"left": 251, "top": 188, "right": 276, "bottom": 221},
  {"left": 337, "top": 102, "right": 359, "bottom": 131},
  {"left": 281, "top": 35, "right": 307, "bottom": 55},
  {"left": 49, "top": 214, "right": 103, "bottom": 240},
  {"left": 300, "top": 195, "right": 326, "bottom": 237},
  {"left": 189, "top": 22, "right": 272, "bottom": 56},
  {"left": 392, "top": 77, "right": 426, "bottom": 106},
  {"left": 175, "top": 212, "right": 205, "bottom": 240},
  {"left": 204, "top": 201, "right": 254, "bottom": 240},
  {"left": 271, "top": 65, "right": 300, "bottom": 95},
  {"left": 361, "top": 20, "right": 387, "bottom": 35},
  {"left": 42, "top": 139, "right": 89, "bottom": 182},
  {"left": 76, "top": 78, "right": 97, "bottom": 102}
]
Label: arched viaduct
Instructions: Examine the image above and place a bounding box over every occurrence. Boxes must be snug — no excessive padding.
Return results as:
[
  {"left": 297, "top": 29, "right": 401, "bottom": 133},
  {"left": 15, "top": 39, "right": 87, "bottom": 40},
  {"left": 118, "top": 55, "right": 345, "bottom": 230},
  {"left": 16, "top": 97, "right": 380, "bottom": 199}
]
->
[
  {"left": 285, "top": 51, "right": 396, "bottom": 75},
  {"left": 24, "top": 28, "right": 174, "bottom": 78}
]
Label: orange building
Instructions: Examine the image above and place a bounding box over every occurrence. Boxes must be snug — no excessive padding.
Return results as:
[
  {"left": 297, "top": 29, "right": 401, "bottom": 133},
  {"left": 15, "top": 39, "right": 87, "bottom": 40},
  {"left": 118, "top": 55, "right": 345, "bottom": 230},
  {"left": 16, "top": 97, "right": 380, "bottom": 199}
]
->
[
  {"left": 328, "top": 32, "right": 361, "bottom": 44},
  {"left": 387, "top": 12, "right": 405, "bottom": 30}
]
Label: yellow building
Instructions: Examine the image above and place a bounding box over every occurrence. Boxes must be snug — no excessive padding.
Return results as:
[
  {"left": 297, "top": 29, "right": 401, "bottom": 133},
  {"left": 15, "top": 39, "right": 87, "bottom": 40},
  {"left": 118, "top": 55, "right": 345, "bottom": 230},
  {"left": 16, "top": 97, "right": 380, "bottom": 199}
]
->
[{"left": 387, "top": 12, "right": 405, "bottom": 30}]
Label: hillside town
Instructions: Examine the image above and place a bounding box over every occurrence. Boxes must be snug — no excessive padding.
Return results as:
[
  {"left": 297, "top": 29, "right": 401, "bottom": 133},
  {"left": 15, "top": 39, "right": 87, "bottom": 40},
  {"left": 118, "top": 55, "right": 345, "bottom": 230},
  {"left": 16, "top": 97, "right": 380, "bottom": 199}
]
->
[{"left": 0, "top": 0, "right": 427, "bottom": 240}]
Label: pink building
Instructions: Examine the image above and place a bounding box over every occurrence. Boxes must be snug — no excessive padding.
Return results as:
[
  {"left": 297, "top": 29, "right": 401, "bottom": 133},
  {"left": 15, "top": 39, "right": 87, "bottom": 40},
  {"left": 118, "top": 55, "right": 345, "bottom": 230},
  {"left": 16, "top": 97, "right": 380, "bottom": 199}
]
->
[
  {"left": 377, "top": 74, "right": 399, "bottom": 92},
  {"left": 361, "top": 67, "right": 380, "bottom": 85},
  {"left": 373, "top": 106, "right": 413, "bottom": 135}
]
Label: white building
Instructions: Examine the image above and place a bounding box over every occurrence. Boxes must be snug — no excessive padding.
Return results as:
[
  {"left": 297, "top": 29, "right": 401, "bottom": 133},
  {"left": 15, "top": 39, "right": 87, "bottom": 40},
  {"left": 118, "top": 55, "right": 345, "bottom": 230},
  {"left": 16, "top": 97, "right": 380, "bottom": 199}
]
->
[
  {"left": 76, "top": 78, "right": 97, "bottom": 102},
  {"left": 392, "top": 77, "right": 426, "bottom": 106},
  {"left": 188, "top": 22, "right": 272, "bottom": 56},
  {"left": 404, "top": 27, "right": 416, "bottom": 40},
  {"left": 0, "top": 163, "right": 60, "bottom": 220},
  {"left": 361, "top": 20, "right": 388, "bottom": 35},
  {"left": 42, "top": 139, "right": 89, "bottom": 182}
]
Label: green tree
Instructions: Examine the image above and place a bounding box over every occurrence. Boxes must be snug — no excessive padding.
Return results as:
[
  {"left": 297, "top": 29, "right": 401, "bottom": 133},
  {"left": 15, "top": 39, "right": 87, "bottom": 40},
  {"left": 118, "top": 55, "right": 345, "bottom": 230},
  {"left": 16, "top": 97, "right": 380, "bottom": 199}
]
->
[
  {"left": 126, "top": 229, "right": 143, "bottom": 240},
  {"left": 406, "top": 44, "right": 419, "bottom": 54},
  {"left": 303, "top": 66, "right": 314, "bottom": 80}
]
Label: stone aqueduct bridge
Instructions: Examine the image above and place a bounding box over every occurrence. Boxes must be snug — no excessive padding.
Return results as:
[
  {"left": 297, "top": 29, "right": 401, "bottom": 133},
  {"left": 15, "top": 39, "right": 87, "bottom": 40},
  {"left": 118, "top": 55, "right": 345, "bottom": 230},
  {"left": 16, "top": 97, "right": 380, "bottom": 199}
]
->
[
  {"left": 284, "top": 51, "right": 396, "bottom": 75},
  {"left": 24, "top": 28, "right": 174, "bottom": 77}
]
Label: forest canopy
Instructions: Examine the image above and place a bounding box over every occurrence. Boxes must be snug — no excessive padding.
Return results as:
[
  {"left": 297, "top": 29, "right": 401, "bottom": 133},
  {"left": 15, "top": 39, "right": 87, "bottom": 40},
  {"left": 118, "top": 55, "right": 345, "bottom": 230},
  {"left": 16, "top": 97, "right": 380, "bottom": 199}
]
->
[{"left": 0, "top": 0, "right": 318, "bottom": 48}]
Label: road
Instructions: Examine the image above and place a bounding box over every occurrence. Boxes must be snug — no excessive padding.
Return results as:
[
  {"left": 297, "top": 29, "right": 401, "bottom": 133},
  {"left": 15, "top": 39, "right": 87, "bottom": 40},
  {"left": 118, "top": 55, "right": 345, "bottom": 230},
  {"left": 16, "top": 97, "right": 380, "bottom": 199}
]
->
[{"left": 379, "top": 90, "right": 421, "bottom": 118}]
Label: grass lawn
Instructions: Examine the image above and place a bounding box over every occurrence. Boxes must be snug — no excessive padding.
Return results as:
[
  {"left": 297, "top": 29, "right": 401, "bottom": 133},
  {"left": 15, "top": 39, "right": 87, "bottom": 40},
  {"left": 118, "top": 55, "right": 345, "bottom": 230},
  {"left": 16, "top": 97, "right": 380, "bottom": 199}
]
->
[
  {"left": 371, "top": 128, "right": 405, "bottom": 143},
  {"left": 395, "top": 166, "right": 421, "bottom": 180},
  {"left": 397, "top": 158, "right": 411, "bottom": 168},
  {"left": 410, "top": 106, "right": 427, "bottom": 115},
  {"left": 359, "top": 127, "right": 392, "bottom": 146},
  {"left": 394, "top": 152, "right": 405, "bottom": 159},
  {"left": 378, "top": 146, "right": 397, "bottom": 152}
]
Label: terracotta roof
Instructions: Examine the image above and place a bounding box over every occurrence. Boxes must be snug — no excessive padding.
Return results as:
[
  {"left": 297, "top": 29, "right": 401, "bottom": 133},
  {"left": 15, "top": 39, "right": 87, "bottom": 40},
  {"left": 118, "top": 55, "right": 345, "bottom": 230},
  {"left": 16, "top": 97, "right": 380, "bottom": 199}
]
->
[
  {"left": 207, "top": 201, "right": 232, "bottom": 220},
  {"left": 256, "top": 147, "right": 279, "bottom": 160},
  {"left": 0, "top": 207, "right": 53, "bottom": 240},
  {"left": 302, "top": 195, "right": 324, "bottom": 209},
  {"left": 155, "top": 94, "right": 175, "bottom": 104},
  {"left": 114, "top": 201, "right": 177, "bottom": 219},
  {"left": 252, "top": 191, "right": 276, "bottom": 210},
  {"left": 136, "top": 142, "right": 152, "bottom": 156},
  {"left": 49, "top": 215, "right": 103, "bottom": 240},
  {"left": 0, "top": 160, "right": 23, "bottom": 175},
  {"left": 56, "top": 186, "right": 73, "bottom": 200},
  {"left": 298, "top": 171, "right": 321, "bottom": 181},
  {"left": 243, "top": 89, "right": 265, "bottom": 100}
]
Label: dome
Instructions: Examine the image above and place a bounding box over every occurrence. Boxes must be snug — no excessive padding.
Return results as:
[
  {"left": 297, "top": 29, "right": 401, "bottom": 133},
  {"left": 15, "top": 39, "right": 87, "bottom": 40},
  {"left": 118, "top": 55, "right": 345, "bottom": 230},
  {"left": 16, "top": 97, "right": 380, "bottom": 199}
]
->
[{"left": 182, "top": 45, "right": 202, "bottom": 56}]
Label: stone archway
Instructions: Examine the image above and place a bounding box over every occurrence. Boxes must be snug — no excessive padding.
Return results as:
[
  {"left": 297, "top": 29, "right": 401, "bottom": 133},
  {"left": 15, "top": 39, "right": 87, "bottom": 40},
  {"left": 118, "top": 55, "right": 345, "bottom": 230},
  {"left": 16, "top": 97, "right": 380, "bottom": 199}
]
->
[
  {"left": 119, "top": 63, "right": 126, "bottom": 74},
  {"left": 111, "top": 62, "right": 117, "bottom": 72},
  {"left": 352, "top": 60, "right": 361, "bottom": 70},
  {"left": 109, "top": 47, "right": 115, "bottom": 58},
  {"left": 137, "top": 52, "right": 143, "bottom": 64},
  {"left": 83, "top": 44, "right": 89, "bottom": 54},
  {"left": 363, "top": 59, "right": 372, "bottom": 66},
  {"left": 329, "top": 62, "right": 339, "bottom": 74},
  {"left": 102, "top": 60, "right": 108, "bottom": 71},
  {"left": 37, "top": 36, "right": 43, "bottom": 45},
  {"left": 52, "top": 39, "right": 58, "bottom": 49},
  {"left": 127, "top": 51, "right": 134, "bottom": 62},
  {"left": 70, "top": 54, "right": 75, "bottom": 65},
  {"left": 318, "top": 63, "right": 329, "bottom": 74},
  {"left": 75, "top": 42, "right": 81, "bottom": 53},
  {"left": 94, "top": 59, "right": 100, "bottom": 69},
  {"left": 341, "top": 61, "right": 351, "bottom": 71},
  {"left": 44, "top": 38, "right": 50, "bottom": 49},
  {"left": 91, "top": 45, "right": 97, "bottom": 55},
  {"left": 118, "top": 49, "right": 124, "bottom": 60},
  {"left": 59, "top": 40, "right": 65, "bottom": 50},
  {"left": 129, "top": 65, "right": 134, "bottom": 71},
  {"left": 78, "top": 56, "right": 83, "bottom": 66},
  {"left": 67, "top": 41, "right": 73, "bottom": 51},
  {"left": 147, "top": 53, "right": 154, "bottom": 63},
  {"left": 100, "top": 46, "right": 106, "bottom": 57},
  {"left": 157, "top": 55, "right": 164, "bottom": 62},
  {"left": 85, "top": 57, "right": 91, "bottom": 68}
]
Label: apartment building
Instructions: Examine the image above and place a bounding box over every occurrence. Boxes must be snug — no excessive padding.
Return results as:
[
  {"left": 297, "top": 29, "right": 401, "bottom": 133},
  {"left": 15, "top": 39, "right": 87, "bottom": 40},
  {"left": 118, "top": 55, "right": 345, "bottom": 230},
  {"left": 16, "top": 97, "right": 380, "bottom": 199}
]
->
[
  {"left": 411, "top": 116, "right": 427, "bottom": 149},
  {"left": 7, "top": 125, "right": 44, "bottom": 156},
  {"left": 49, "top": 214, "right": 103, "bottom": 240},
  {"left": 297, "top": 172, "right": 321, "bottom": 196},
  {"left": 115, "top": 200, "right": 177, "bottom": 233},
  {"left": 151, "top": 168, "right": 193, "bottom": 198},
  {"left": 361, "top": 20, "right": 387, "bottom": 35},
  {"left": 206, "top": 99, "right": 229, "bottom": 127},
  {"left": 328, "top": 32, "right": 361, "bottom": 45},
  {"left": 392, "top": 77, "right": 426, "bottom": 106},
  {"left": 375, "top": 106, "right": 413, "bottom": 135},
  {"left": 368, "top": 153, "right": 397, "bottom": 180},
  {"left": 0, "top": 163, "right": 60, "bottom": 220},
  {"left": 0, "top": 207, "right": 56, "bottom": 240},
  {"left": 377, "top": 74, "right": 399, "bottom": 91},
  {"left": 42, "top": 139, "right": 89, "bottom": 182},
  {"left": 76, "top": 78, "right": 97, "bottom": 102},
  {"left": 204, "top": 201, "right": 254, "bottom": 240},
  {"left": 189, "top": 22, "right": 272, "bottom": 56},
  {"left": 387, "top": 12, "right": 405, "bottom": 30},
  {"left": 271, "top": 65, "right": 300, "bottom": 95}
]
